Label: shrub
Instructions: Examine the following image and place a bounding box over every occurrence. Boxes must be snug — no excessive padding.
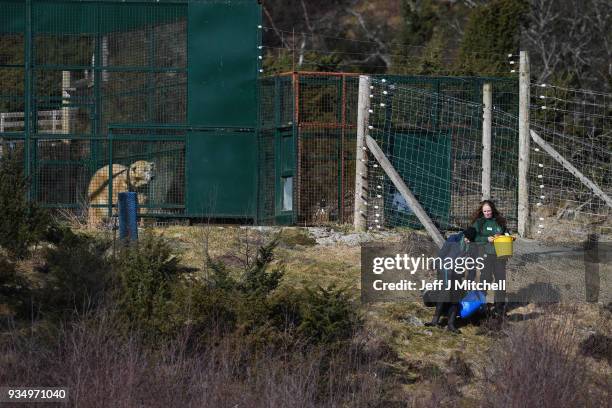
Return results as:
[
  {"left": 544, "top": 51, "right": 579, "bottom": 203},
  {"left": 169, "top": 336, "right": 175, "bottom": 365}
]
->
[
  {"left": 179, "top": 241, "right": 361, "bottom": 349},
  {"left": 200, "top": 239, "right": 284, "bottom": 332},
  {"left": 174, "top": 241, "right": 284, "bottom": 342},
  {"left": 0, "top": 152, "right": 53, "bottom": 260},
  {"left": 481, "top": 315, "right": 606, "bottom": 407},
  {"left": 39, "top": 230, "right": 112, "bottom": 318},
  {"left": 580, "top": 333, "right": 612, "bottom": 365},
  {"left": 240, "top": 239, "right": 283, "bottom": 296},
  {"left": 298, "top": 284, "right": 362, "bottom": 345},
  {"left": 168, "top": 280, "right": 240, "bottom": 339},
  {"left": 205, "top": 253, "right": 239, "bottom": 291},
  {"left": 0, "top": 309, "right": 388, "bottom": 408},
  {"left": 124, "top": 236, "right": 361, "bottom": 350},
  {"left": 267, "top": 287, "right": 305, "bottom": 331},
  {"left": 114, "top": 233, "right": 181, "bottom": 334},
  {"left": 0, "top": 255, "right": 31, "bottom": 319}
]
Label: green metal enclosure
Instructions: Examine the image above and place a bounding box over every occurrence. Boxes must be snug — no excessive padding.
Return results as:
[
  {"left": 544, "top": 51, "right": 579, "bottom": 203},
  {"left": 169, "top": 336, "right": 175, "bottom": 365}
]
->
[
  {"left": 0, "top": 0, "right": 261, "bottom": 220},
  {"left": 0, "top": 0, "right": 519, "bottom": 228}
]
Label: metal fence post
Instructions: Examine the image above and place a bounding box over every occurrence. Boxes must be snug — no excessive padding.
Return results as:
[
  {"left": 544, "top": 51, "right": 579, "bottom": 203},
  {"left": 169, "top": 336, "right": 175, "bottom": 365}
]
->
[
  {"left": 118, "top": 192, "right": 139, "bottom": 241},
  {"left": 24, "top": 0, "right": 32, "bottom": 195}
]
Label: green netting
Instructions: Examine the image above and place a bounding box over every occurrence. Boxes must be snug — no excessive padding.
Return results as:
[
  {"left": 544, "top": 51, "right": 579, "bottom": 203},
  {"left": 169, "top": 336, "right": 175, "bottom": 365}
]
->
[
  {"left": 367, "top": 79, "right": 519, "bottom": 232},
  {"left": 528, "top": 83, "right": 612, "bottom": 240},
  {"left": 0, "top": 1, "right": 25, "bottom": 34},
  {"left": 0, "top": 1, "right": 186, "bottom": 36},
  {"left": 381, "top": 131, "right": 452, "bottom": 228}
]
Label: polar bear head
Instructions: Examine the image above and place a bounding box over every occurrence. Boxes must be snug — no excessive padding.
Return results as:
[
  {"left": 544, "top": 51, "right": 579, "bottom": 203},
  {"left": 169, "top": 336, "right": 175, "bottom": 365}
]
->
[{"left": 128, "top": 160, "right": 155, "bottom": 189}]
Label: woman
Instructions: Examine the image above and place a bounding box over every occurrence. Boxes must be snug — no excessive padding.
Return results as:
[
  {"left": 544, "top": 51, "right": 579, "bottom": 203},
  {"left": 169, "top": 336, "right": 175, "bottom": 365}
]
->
[
  {"left": 425, "top": 227, "right": 479, "bottom": 333},
  {"left": 469, "top": 200, "right": 508, "bottom": 317}
]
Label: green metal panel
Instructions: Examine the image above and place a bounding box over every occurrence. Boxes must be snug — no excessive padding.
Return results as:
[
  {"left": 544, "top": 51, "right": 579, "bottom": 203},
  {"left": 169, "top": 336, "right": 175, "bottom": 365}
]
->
[
  {"left": 185, "top": 1, "right": 261, "bottom": 219},
  {"left": 187, "top": 1, "right": 260, "bottom": 127},
  {"left": 186, "top": 130, "right": 256, "bottom": 217},
  {"left": 0, "top": 1, "right": 25, "bottom": 34},
  {"left": 384, "top": 131, "right": 451, "bottom": 228},
  {"left": 31, "top": 1, "right": 186, "bottom": 35},
  {"left": 273, "top": 76, "right": 295, "bottom": 224},
  {"left": 279, "top": 133, "right": 294, "bottom": 174}
]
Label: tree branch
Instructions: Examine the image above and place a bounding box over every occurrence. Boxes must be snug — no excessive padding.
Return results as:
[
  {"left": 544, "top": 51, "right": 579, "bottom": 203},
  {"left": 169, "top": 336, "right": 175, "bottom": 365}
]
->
[
  {"left": 262, "top": 4, "right": 289, "bottom": 49},
  {"left": 346, "top": 8, "right": 391, "bottom": 68}
]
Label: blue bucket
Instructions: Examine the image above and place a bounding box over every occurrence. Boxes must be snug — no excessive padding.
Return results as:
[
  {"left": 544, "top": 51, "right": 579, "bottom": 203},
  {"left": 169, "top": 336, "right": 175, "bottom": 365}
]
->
[{"left": 459, "top": 290, "right": 486, "bottom": 319}]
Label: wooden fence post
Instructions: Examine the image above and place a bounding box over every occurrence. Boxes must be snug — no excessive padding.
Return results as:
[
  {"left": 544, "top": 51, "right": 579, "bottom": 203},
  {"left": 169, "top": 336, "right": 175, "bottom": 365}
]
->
[
  {"left": 354, "top": 75, "right": 371, "bottom": 231},
  {"left": 482, "top": 82, "right": 492, "bottom": 201},
  {"left": 365, "top": 135, "right": 445, "bottom": 248},
  {"left": 518, "top": 51, "right": 530, "bottom": 237}
]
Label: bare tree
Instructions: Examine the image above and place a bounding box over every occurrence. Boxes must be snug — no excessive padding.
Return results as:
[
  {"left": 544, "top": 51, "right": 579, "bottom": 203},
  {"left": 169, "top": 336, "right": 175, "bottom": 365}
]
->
[
  {"left": 261, "top": 0, "right": 397, "bottom": 72},
  {"left": 523, "top": 0, "right": 611, "bottom": 89},
  {"left": 345, "top": 8, "right": 392, "bottom": 69}
]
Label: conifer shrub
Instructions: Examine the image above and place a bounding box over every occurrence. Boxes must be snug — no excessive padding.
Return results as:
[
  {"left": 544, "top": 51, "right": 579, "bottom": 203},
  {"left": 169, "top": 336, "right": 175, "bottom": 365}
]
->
[
  {"left": 0, "top": 151, "right": 53, "bottom": 260},
  {"left": 38, "top": 230, "right": 112, "bottom": 318},
  {"left": 114, "top": 233, "right": 181, "bottom": 335},
  {"left": 297, "top": 284, "right": 362, "bottom": 346},
  {"left": 0, "top": 254, "right": 31, "bottom": 319}
]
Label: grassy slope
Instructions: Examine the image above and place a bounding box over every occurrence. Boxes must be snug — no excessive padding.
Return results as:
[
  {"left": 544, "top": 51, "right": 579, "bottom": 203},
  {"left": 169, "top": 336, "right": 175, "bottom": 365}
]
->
[
  {"left": 150, "top": 225, "right": 611, "bottom": 402},
  {"left": 6, "top": 224, "right": 607, "bottom": 403}
]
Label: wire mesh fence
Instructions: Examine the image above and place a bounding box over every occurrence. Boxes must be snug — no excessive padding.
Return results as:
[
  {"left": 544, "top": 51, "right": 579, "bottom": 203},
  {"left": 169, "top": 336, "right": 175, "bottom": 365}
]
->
[
  {"left": 295, "top": 73, "right": 359, "bottom": 226},
  {"left": 258, "top": 72, "right": 360, "bottom": 226},
  {"left": 25, "top": 130, "right": 185, "bottom": 226},
  {"left": 258, "top": 72, "right": 519, "bottom": 230},
  {"left": 365, "top": 78, "right": 519, "bottom": 233},
  {"left": 0, "top": 0, "right": 188, "bottom": 225},
  {"left": 257, "top": 75, "right": 294, "bottom": 225},
  {"left": 528, "top": 83, "right": 612, "bottom": 240}
]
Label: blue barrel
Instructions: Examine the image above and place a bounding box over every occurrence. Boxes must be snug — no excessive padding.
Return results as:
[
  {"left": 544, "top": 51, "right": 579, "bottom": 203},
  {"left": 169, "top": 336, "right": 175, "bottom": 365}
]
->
[{"left": 118, "top": 192, "right": 139, "bottom": 241}]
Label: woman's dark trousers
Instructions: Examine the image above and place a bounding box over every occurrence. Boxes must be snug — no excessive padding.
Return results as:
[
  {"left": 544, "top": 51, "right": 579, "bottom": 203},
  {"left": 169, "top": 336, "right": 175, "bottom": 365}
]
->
[{"left": 481, "top": 254, "right": 507, "bottom": 314}]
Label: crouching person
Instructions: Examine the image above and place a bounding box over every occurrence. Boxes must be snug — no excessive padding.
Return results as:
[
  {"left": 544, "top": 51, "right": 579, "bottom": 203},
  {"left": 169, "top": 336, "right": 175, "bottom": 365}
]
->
[{"left": 425, "top": 227, "right": 478, "bottom": 333}]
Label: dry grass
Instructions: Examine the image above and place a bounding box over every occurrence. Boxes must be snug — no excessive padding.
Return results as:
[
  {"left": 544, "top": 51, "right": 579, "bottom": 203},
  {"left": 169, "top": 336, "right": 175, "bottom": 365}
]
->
[
  {"left": 479, "top": 305, "right": 610, "bottom": 408},
  {"left": 143, "top": 225, "right": 612, "bottom": 377},
  {"left": 0, "top": 309, "right": 393, "bottom": 408},
  {"left": 4, "top": 224, "right": 610, "bottom": 406},
  {"left": 530, "top": 206, "right": 612, "bottom": 242}
]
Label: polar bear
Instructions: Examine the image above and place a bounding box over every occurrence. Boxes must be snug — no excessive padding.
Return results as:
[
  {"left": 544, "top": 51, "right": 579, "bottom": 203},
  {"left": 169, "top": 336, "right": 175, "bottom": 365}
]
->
[{"left": 87, "top": 160, "right": 154, "bottom": 226}]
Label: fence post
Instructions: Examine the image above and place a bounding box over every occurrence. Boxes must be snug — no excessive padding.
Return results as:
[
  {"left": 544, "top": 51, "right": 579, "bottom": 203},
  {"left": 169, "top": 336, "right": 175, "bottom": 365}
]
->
[
  {"left": 62, "top": 71, "right": 71, "bottom": 134},
  {"left": 518, "top": 51, "right": 530, "bottom": 237},
  {"left": 482, "top": 82, "right": 492, "bottom": 201},
  {"left": 354, "top": 75, "right": 371, "bottom": 232},
  {"left": 51, "top": 110, "right": 57, "bottom": 133},
  {"left": 118, "top": 192, "right": 139, "bottom": 242}
]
